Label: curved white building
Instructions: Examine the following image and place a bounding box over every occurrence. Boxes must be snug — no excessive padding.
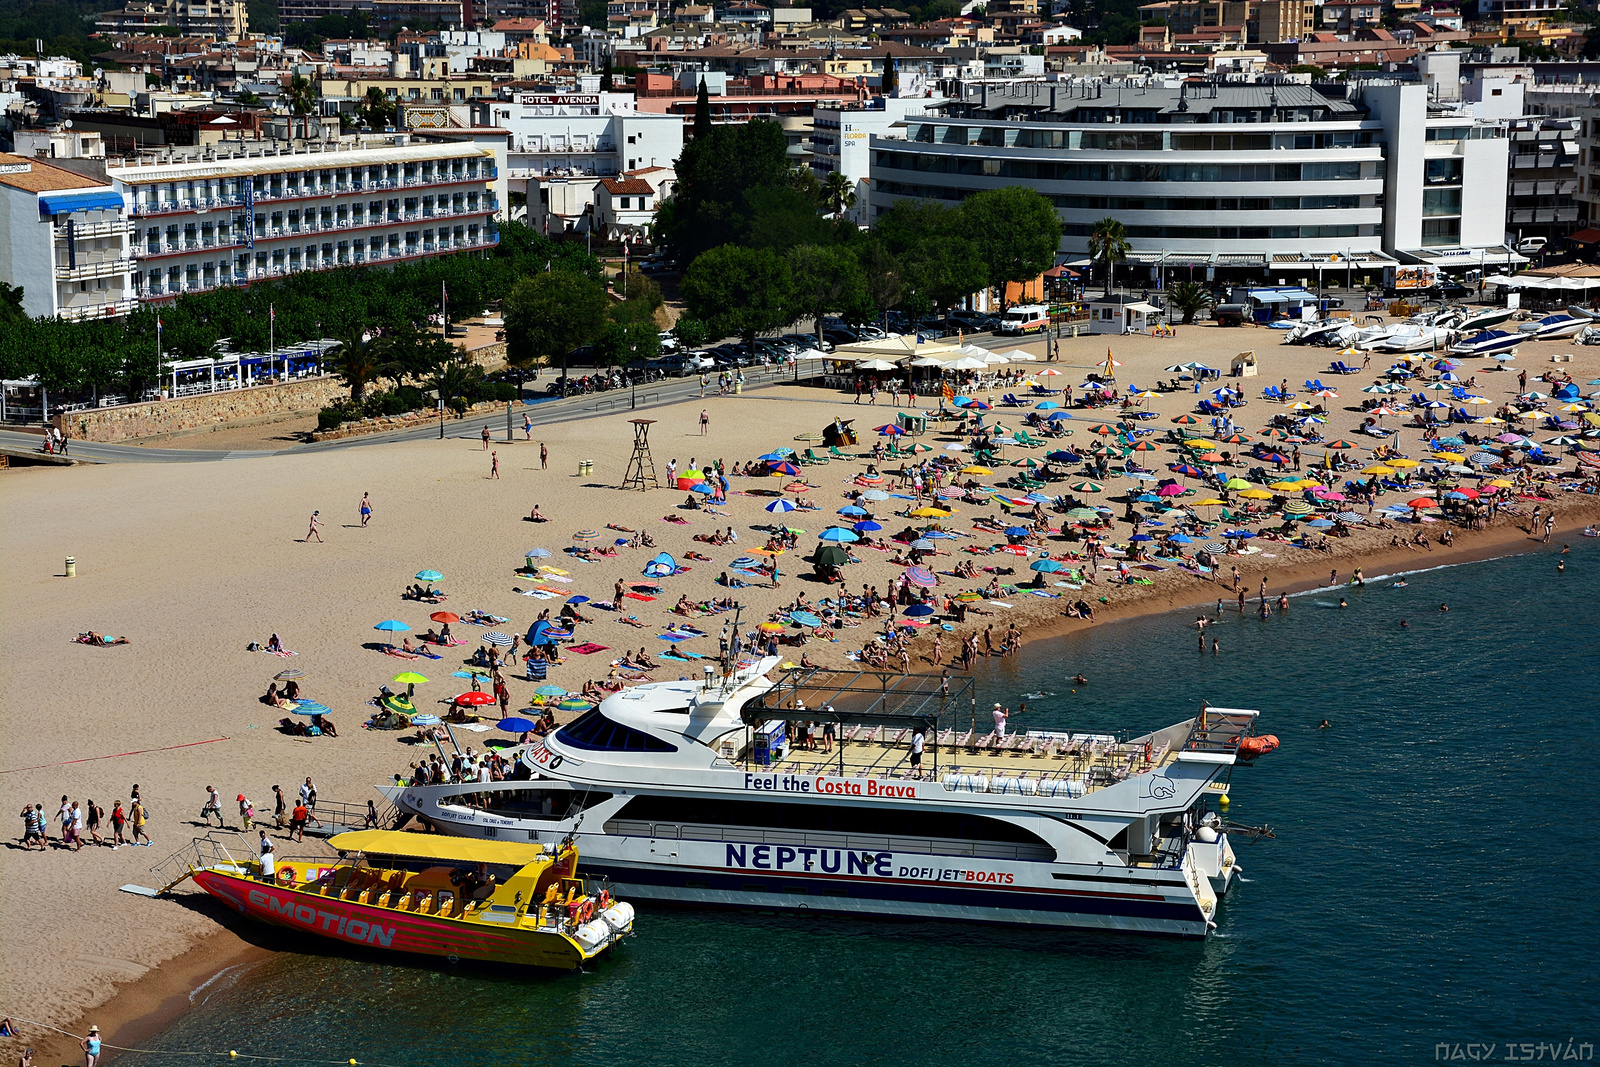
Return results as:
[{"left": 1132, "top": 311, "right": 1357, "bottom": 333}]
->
[{"left": 869, "top": 78, "right": 1511, "bottom": 283}]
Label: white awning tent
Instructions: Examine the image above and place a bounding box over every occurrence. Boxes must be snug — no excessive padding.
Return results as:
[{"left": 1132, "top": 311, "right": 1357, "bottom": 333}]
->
[
  {"left": 855, "top": 359, "right": 901, "bottom": 371},
  {"left": 1483, "top": 274, "right": 1600, "bottom": 290}
]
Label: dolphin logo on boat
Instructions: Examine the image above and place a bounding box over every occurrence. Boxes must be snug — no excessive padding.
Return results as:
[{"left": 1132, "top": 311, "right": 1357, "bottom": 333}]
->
[{"left": 1139, "top": 774, "right": 1177, "bottom": 800}]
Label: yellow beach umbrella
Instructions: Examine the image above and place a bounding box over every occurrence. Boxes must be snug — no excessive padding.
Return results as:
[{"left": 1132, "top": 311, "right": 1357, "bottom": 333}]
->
[
  {"left": 1288, "top": 401, "right": 1314, "bottom": 411},
  {"left": 1431, "top": 451, "right": 1466, "bottom": 462},
  {"left": 961, "top": 465, "right": 992, "bottom": 475},
  {"left": 1183, "top": 439, "right": 1221, "bottom": 451},
  {"left": 1387, "top": 458, "right": 1419, "bottom": 469},
  {"left": 1239, "top": 488, "right": 1275, "bottom": 500},
  {"left": 1268, "top": 480, "right": 1302, "bottom": 490},
  {"left": 1362, "top": 465, "right": 1395, "bottom": 476},
  {"left": 1191, "top": 498, "right": 1227, "bottom": 506},
  {"left": 1475, "top": 416, "right": 1506, "bottom": 425},
  {"left": 911, "top": 507, "right": 952, "bottom": 517},
  {"left": 1489, "top": 478, "right": 1515, "bottom": 488}
]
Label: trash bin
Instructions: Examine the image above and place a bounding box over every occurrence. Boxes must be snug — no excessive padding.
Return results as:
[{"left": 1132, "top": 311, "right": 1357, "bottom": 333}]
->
[
  {"left": 65, "top": 556, "right": 76, "bottom": 578},
  {"left": 579, "top": 460, "right": 593, "bottom": 476}
]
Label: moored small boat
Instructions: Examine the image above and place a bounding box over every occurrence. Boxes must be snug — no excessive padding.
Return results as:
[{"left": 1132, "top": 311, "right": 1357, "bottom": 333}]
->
[{"left": 138, "top": 830, "right": 633, "bottom": 970}]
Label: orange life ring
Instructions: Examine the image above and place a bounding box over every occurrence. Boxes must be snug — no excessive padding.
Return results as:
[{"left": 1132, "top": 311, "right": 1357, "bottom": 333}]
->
[
  {"left": 277, "top": 867, "right": 294, "bottom": 885},
  {"left": 579, "top": 899, "right": 595, "bottom": 923}
]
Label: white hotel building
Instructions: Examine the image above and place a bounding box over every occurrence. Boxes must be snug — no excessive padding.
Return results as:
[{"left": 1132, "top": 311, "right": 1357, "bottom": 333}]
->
[
  {"left": 869, "top": 79, "right": 1515, "bottom": 283},
  {"left": 106, "top": 139, "right": 501, "bottom": 301}
]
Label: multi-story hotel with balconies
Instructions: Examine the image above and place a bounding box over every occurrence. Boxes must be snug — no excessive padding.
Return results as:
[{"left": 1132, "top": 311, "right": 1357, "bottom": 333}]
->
[
  {"left": 106, "top": 138, "right": 500, "bottom": 302},
  {"left": 0, "top": 153, "right": 138, "bottom": 322}
]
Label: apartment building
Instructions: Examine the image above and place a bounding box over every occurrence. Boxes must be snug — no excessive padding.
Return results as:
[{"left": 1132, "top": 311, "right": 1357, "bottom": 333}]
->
[
  {"left": 107, "top": 139, "right": 499, "bottom": 303},
  {"left": 95, "top": 0, "right": 249, "bottom": 41},
  {"left": 0, "top": 153, "right": 137, "bottom": 322},
  {"left": 869, "top": 79, "right": 1511, "bottom": 279},
  {"left": 1135, "top": 0, "right": 1314, "bottom": 43}
]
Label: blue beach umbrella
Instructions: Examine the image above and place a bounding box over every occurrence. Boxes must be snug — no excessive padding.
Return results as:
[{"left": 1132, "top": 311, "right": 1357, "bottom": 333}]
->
[
  {"left": 903, "top": 604, "right": 936, "bottom": 617},
  {"left": 1030, "top": 559, "right": 1065, "bottom": 572},
  {"left": 497, "top": 716, "right": 537, "bottom": 733},
  {"left": 790, "top": 611, "right": 823, "bottom": 627},
  {"left": 411, "top": 713, "right": 442, "bottom": 726},
  {"left": 689, "top": 482, "right": 715, "bottom": 494},
  {"left": 414, "top": 570, "right": 443, "bottom": 582},
  {"left": 374, "top": 619, "right": 410, "bottom": 632},
  {"left": 853, "top": 520, "right": 883, "bottom": 533},
  {"left": 766, "top": 499, "right": 798, "bottom": 513},
  {"left": 290, "top": 700, "right": 332, "bottom": 717},
  {"left": 819, "top": 528, "right": 859, "bottom": 543},
  {"left": 1036, "top": 401, "right": 1061, "bottom": 410},
  {"left": 838, "top": 505, "right": 870, "bottom": 517},
  {"left": 1168, "top": 533, "right": 1194, "bottom": 544},
  {"left": 526, "top": 548, "right": 551, "bottom": 558},
  {"left": 1005, "top": 526, "right": 1030, "bottom": 538}
]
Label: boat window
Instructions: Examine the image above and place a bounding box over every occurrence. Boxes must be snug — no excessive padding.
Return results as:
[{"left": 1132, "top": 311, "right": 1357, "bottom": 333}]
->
[
  {"left": 556, "top": 710, "right": 678, "bottom": 753},
  {"left": 612, "top": 795, "right": 1048, "bottom": 848}
]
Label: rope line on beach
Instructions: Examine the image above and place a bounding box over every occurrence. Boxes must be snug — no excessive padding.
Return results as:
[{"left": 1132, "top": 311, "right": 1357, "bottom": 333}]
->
[
  {"left": 0, "top": 737, "right": 231, "bottom": 775},
  {"left": 0, "top": 1010, "right": 406, "bottom": 1066}
]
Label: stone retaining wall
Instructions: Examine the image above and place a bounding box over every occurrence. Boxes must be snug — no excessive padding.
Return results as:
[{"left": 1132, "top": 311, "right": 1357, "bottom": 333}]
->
[
  {"left": 308, "top": 399, "right": 505, "bottom": 442},
  {"left": 55, "top": 377, "right": 346, "bottom": 444},
  {"left": 465, "top": 340, "right": 507, "bottom": 371}
]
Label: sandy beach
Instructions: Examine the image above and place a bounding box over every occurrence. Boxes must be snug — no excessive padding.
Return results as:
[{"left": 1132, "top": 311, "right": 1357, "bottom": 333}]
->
[{"left": 3, "top": 320, "right": 1599, "bottom": 1062}]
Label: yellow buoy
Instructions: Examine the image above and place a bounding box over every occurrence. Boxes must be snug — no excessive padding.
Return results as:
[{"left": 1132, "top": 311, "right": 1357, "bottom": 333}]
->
[
  {"left": 1218, "top": 795, "right": 1230, "bottom": 808},
  {"left": 229, "top": 1053, "right": 238, "bottom": 1059}
]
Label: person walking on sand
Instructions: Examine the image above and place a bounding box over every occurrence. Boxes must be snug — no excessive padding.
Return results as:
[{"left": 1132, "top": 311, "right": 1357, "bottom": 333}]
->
[
  {"left": 200, "top": 785, "right": 224, "bottom": 828},
  {"left": 238, "top": 794, "right": 254, "bottom": 831},
  {"left": 490, "top": 451, "right": 500, "bottom": 479},
  {"left": 20, "top": 804, "right": 43, "bottom": 850},
  {"left": 82, "top": 1025, "right": 101, "bottom": 1067},
  {"left": 110, "top": 801, "right": 126, "bottom": 847},
  {"left": 700, "top": 408, "right": 709, "bottom": 436},
  {"left": 305, "top": 511, "right": 323, "bottom": 543},
  {"left": 523, "top": 413, "right": 532, "bottom": 441},
  {"left": 540, "top": 442, "right": 549, "bottom": 470},
  {"left": 130, "top": 799, "right": 150, "bottom": 845},
  {"left": 481, "top": 425, "right": 491, "bottom": 450},
  {"left": 359, "top": 492, "right": 372, "bottom": 527},
  {"left": 272, "top": 785, "right": 286, "bottom": 829},
  {"left": 85, "top": 799, "right": 103, "bottom": 846}
]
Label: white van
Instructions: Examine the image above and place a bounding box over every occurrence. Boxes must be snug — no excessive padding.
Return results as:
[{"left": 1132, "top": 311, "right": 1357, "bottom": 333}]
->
[{"left": 997, "top": 304, "right": 1050, "bottom": 335}]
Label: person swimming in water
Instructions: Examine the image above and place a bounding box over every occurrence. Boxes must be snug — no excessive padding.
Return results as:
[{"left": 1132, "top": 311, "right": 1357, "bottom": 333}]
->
[
  {"left": 1317, "top": 719, "right": 1331, "bottom": 729},
  {"left": 1393, "top": 579, "right": 1408, "bottom": 588}
]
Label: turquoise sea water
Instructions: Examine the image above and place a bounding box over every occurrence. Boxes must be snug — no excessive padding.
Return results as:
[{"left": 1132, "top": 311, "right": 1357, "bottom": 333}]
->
[{"left": 121, "top": 548, "right": 1600, "bottom": 1067}]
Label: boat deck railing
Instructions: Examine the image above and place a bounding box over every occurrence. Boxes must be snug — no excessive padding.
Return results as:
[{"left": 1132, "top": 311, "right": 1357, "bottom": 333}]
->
[
  {"left": 148, "top": 831, "right": 260, "bottom": 888},
  {"left": 1179, "top": 706, "right": 1261, "bottom": 755}
]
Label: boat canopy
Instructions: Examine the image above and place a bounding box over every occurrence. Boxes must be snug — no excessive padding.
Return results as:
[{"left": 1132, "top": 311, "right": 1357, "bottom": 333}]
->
[{"left": 329, "top": 830, "right": 547, "bottom": 867}]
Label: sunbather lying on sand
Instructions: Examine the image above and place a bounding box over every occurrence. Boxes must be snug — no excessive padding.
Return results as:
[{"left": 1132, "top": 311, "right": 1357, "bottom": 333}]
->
[{"left": 76, "top": 632, "right": 129, "bottom": 646}]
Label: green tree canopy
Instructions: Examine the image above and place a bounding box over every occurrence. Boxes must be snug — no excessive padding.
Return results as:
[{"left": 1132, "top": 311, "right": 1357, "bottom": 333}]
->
[
  {"left": 958, "top": 186, "right": 1063, "bottom": 309},
  {"left": 502, "top": 270, "right": 610, "bottom": 375},
  {"left": 654, "top": 120, "right": 818, "bottom": 262},
  {"left": 786, "top": 245, "right": 869, "bottom": 347},
  {"left": 680, "top": 245, "right": 793, "bottom": 343}
]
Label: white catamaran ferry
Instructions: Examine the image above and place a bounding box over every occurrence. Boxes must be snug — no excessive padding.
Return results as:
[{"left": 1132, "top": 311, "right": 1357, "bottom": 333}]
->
[{"left": 380, "top": 660, "right": 1269, "bottom": 939}]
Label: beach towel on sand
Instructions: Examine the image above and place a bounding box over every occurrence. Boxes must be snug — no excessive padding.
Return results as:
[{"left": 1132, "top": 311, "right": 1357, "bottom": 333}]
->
[
  {"left": 568, "top": 643, "right": 609, "bottom": 655},
  {"left": 264, "top": 649, "right": 299, "bottom": 657}
]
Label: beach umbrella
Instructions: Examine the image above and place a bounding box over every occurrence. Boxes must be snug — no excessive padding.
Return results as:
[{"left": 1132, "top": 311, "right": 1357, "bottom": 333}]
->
[
  {"left": 1408, "top": 498, "right": 1439, "bottom": 509},
  {"left": 1030, "top": 559, "right": 1066, "bottom": 573},
  {"left": 1283, "top": 500, "right": 1314, "bottom": 515},
  {"left": 1036, "top": 401, "right": 1061, "bottom": 410},
  {"left": 414, "top": 569, "right": 443, "bottom": 582},
  {"left": 525, "top": 548, "right": 552, "bottom": 559},
  {"left": 1168, "top": 533, "right": 1195, "bottom": 544},
  {"left": 393, "top": 672, "right": 428, "bottom": 687},
  {"left": 1047, "top": 411, "right": 1073, "bottom": 422},
  {"left": 1045, "top": 451, "right": 1079, "bottom": 463},
  {"left": 813, "top": 544, "right": 851, "bottom": 567},
  {"left": 909, "top": 538, "right": 937, "bottom": 551},
  {"left": 1323, "top": 440, "right": 1356, "bottom": 450},
  {"left": 482, "top": 631, "right": 514, "bottom": 647},
  {"left": 838, "top": 505, "right": 870, "bottom": 517},
  {"left": 289, "top": 700, "right": 332, "bottom": 718},
  {"left": 1134, "top": 492, "right": 1160, "bottom": 503},
  {"left": 862, "top": 489, "right": 890, "bottom": 502},
  {"left": 1171, "top": 415, "right": 1202, "bottom": 425},
  {"left": 1269, "top": 480, "right": 1302, "bottom": 491},
  {"left": 1069, "top": 481, "right": 1103, "bottom": 493},
  {"left": 853, "top": 520, "right": 884, "bottom": 533},
  {"left": 1202, "top": 542, "right": 1229, "bottom": 554},
  {"left": 903, "top": 603, "right": 936, "bottom": 617},
  {"left": 1223, "top": 530, "right": 1255, "bottom": 539},
  {"left": 1362, "top": 465, "right": 1395, "bottom": 476},
  {"left": 427, "top": 611, "right": 461, "bottom": 626},
  {"left": 1190, "top": 498, "right": 1226, "bottom": 507},
  {"left": 410, "top": 713, "right": 442, "bottom": 726},
  {"left": 1065, "top": 507, "right": 1100, "bottom": 520},
  {"left": 910, "top": 507, "right": 952, "bottom": 518},
  {"left": 1038, "top": 368, "right": 1062, "bottom": 377},
  {"left": 758, "top": 622, "right": 785, "bottom": 634},
  {"left": 1388, "top": 458, "right": 1420, "bottom": 468},
  {"left": 768, "top": 461, "right": 802, "bottom": 476},
  {"left": 963, "top": 400, "right": 991, "bottom": 411},
  {"left": 1131, "top": 441, "right": 1161, "bottom": 452},
  {"left": 874, "top": 423, "right": 906, "bottom": 436},
  {"left": 955, "top": 591, "right": 984, "bottom": 603},
  {"left": 273, "top": 669, "right": 305, "bottom": 681},
  {"left": 819, "top": 528, "right": 860, "bottom": 543},
  {"left": 906, "top": 566, "right": 938, "bottom": 588},
  {"left": 534, "top": 685, "right": 568, "bottom": 698},
  {"left": 497, "top": 716, "right": 537, "bottom": 733},
  {"left": 1012, "top": 458, "right": 1041, "bottom": 469},
  {"left": 573, "top": 529, "right": 600, "bottom": 540},
  {"left": 1304, "top": 518, "right": 1335, "bottom": 529},
  {"left": 557, "top": 697, "right": 592, "bottom": 712},
  {"left": 1089, "top": 424, "right": 1115, "bottom": 435},
  {"left": 452, "top": 668, "right": 491, "bottom": 680},
  {"left": 766, "top": 499, "right": 798, "bottom": 513},
  {"left": 1157, "top": 483, "right": 1186, "bottom": 497},
  {"left": 1129, "top": 533, "right": 1152, "bottom": 543},
  {"left": 454, "top": 691, "right": 495, "bottom": 707},
  {"left": 1170, "top": 463, "right": 1203, "bottom": 477},
  {"left": 374, "top": 619, "right": 410, "bottom": 632},
  {"left": 1239, "top": 488, "right": 1274, "bottom": 500},
  {"left": 689, "top": 482, "right": 715, "bottom": 494},
  {"left": 961, "top": 465, "right": 994, "bottom": 476},
  {"left": 789, "top": 612, "right": 824, "bottom": 628},
  {"left": 1224, "top": 477, "right": 1253, "bottom": 490},
  {"left": 757, "top": 452, "right": 788, "bottom": 462}
]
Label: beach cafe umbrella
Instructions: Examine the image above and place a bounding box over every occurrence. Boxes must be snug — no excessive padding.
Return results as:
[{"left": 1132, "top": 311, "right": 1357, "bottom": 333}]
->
[
  {"left": 290, "top": 700, "right": 332, "bottom": 718},
  {"left": 854, "top": 520, "right": 884, "bottom": 533},
  {"left": 1131, "top": 441, "right": 1161, "bottom": 452},
  {"left": 374, "top": 619, "right": 410, "bottom": 632},
  {"left": 274, "top": 669, "right": 305, "bottom": 681},
  {"left": 482, "top": 631, "right": 514, "bottom": 647},
  {"left": 766, "top": 499, "right": 798, "bottom": 513},
  {"left": 1089, "top": 424, "right": 1115, "bottom": 435},
  {"left": 1172, "top": 415, "right": 1202, "bottom": 425},
  {"left": 819, "top": 527, "right": 860, "bottom": 543},
  {"left": 497, "top": 716, "right": 537, "bottom": 733},
  {"left": 906, "top": 565, "right": 938, "bottom": 588},
  {"left": 903, "top": 603, "right": 936, "bottom": 618},
  {"left": 768, "top": 461, "right": 802, "bottom": 476},
  {"left": 1324, "top": 440, "right": 1356, "bottom": 450},
  {"left": 454, "top": 691, "right": 495, "bottom": 707},
  {"left": 414, "top": 569, "right": 443, "bottom": 582}
]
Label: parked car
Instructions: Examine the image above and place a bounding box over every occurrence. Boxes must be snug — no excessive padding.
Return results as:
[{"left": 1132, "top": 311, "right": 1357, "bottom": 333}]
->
[
  {"left": 1517, "top": 236, "right": 1548, "bottom": 256},
  {"left": 638, "top": 254, "right": 677, "bottom": 274},
  {"left": 779, "top": 332, "right": 833, "bottom": 353},
  {"left": 1434, "top": 280, "right": 1471, "bottom": 299},
  {"left": 1316, "top": 294, "right": 1346, "bottom": 309},
  {"left": 949, "top": 309, "right": 1000, "bottom": 332}
]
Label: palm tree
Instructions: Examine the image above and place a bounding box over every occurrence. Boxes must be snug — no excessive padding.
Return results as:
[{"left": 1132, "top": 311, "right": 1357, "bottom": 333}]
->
[
  {"left": 1087, "top": 217, "right": 1131, "bottom": 297},
  {"left": 287, "top": 75, "right": 318, "bottom": 139},
  {"left": 1168, "top": 280, "right": 1215, "bottom": 324},
  {"left": 822, "top": 171, "right": 857, "bottom": 218},
  {"left": 425, "top": 357, "right": 476, "bottom": 416},
  {"left": 336, "top": 327, "right": 381, "bottom": 404}
]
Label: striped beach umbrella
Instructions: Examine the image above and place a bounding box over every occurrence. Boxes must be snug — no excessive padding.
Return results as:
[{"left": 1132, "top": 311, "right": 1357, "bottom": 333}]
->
[
  {"left": 573, "top": 529, "right": 600, "bottom": 540},
  {"left": 483, "top": 631, "right": 514, "bottom": 647},
  {"left": 906, "top": 566, "right": 938, "bottom": 588}
]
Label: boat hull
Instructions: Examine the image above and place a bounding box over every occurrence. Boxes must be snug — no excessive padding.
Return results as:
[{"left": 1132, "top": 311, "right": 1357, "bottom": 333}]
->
[{"left": 192, "top": 869, "right": 589, "bottom": 969}]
